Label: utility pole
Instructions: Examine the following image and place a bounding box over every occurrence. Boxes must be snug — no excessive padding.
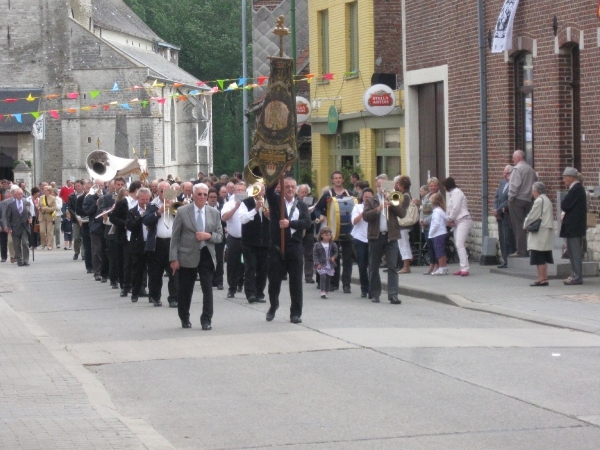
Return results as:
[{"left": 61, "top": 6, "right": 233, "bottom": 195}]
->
[{"left": 242, "top": 0, "right": 249, "bottom": 165}]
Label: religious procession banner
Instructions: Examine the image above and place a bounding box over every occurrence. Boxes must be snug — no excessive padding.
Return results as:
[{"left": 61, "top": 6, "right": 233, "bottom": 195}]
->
[{"left": 492, "top": 0, "right": 520, "bottom": 54}]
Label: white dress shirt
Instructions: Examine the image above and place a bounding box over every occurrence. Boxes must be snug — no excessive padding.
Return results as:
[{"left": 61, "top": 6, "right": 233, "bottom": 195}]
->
[
  {"left": 221, "top": 198, "right": 242, "bottom": 238},
  {"left": 126, "top": 195, "right": 138, "bottom": 241},
  {"left": 378, "top": 194, "right": 388, "bottom": 232},
  {"left": 152, "top": 198, "right": 172, "bottom": 239},
  {"left": 350, "top": 204, "right": 368, "bottom": 243},
  {"left": 285, "top": 197, "right": 299, "bottom": 235},
  {"left": 238, "top": 201, "right": 263, "bottom": 224},
  {"left": 138, "top": 206, "right": 148, "bottom": 241}
]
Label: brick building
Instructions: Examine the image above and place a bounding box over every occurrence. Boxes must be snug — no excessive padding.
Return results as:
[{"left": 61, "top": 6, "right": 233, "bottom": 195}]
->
[
  {"left": 0, "top": 0, "right": 212, "bottom": 184},
  {"left": 308, "top": 0, "right": 404, "bottom": 189},
  {"left": 403, "top": 0, "right": 600, "bottom": 257}
]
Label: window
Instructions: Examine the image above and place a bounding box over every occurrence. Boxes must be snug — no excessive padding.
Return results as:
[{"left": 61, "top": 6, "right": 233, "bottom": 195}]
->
[
  {"left": 375, "top": 129, "right": 401, "bottom": 177},
  {"left": 328, "top": 133, "right": 360, "bottom": 173},
  {"left": 348, "top": 2, "right": 359, "bottom": 74},
  {"left": 319, "top": 10, "right": 329, "bottom": 75},
  {"left": 170, "top": 98, "right": 177, "bottom": 161},
  {"left": 515, "top": 53, "right": 534, "bottom": 165}
]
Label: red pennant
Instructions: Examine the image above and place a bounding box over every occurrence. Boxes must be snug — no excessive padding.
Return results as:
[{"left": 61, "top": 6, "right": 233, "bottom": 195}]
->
[
  {"left": 67, "top": 92, "right": 79, "bottom": 99},
  {"left": 103, "top": 105, "right": 110, "bottom": 111},
  {"left": 322, "top": 73, "right": 334, "bottom": 81},
  {"left": 196, "top": 81, "right": 206, "bottom": 87},
  {"left": 4, "top": 98, "right": 18, "bottom": 103},
  {"left": 46, "top": 94, "right": 60, "bottom": 100},
  {"left": 157, "top": 98, "right": 166, "bottom": 104},
  {"left": 0, "top": 115, "right": 3, "bottom": 121},
  {"left": 257, "top": 76, "right": 268, "bottom": 86},
  {"left": 49, "top": 110, "right": 59, "bottom": 119}
]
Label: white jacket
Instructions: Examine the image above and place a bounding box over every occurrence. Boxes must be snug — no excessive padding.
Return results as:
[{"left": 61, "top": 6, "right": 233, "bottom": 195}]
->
[
  {"left": 447, "top": 188, "right": 470, "bottom": 222},
  {"left": 429, "top": 207, "right": 448, "bottom": 238}
]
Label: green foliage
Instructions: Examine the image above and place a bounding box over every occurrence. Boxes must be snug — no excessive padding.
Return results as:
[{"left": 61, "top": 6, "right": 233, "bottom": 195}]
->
[
  {"left": 12, "top": 160, "right": 32, "bottom": 169},
  {"left": 298, "top": 167, "right": 317, "bottom": 190},
  {"left": 340, "top": 161, "right": 363, "bottom": 190},
  {"left": 124, "top": 0, "right": 251, "bottom": 174}
]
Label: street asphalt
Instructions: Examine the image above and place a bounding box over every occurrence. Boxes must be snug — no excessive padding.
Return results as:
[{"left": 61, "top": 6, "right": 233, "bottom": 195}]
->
[{"left": 1, "top": 248, "right": 600, "bottom": 449}]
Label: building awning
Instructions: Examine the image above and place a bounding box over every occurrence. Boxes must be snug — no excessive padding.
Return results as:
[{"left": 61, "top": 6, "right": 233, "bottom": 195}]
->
[{"left": 0, "top": 89, "right": 42, "bottom": 133}]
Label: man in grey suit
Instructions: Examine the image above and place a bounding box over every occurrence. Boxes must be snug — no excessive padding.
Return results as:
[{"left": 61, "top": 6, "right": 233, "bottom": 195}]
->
[
  {"left": 493, "top": 165, "right": 515, "bottom": 268},
  {"left": 4, "top": 188, "right": 32, "bottom": 266},
  {"left": 170, "top": 183, "right": 223, "bottom": 329}
]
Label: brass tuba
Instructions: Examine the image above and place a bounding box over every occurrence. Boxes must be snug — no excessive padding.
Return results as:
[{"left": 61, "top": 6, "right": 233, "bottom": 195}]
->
[
  {"left": 168, "top": 201, "right": 184, "bottom": 216},
  {"left": 243, "top": 159, "right": 265, "bottom": 186}
]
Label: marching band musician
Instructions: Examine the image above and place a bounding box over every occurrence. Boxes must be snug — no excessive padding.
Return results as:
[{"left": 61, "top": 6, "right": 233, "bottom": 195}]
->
[
  {"left": 142, "top": 181, "right": 179, "bottom": 308},
  {"left": 66, "top": 180, "right": 85, "bottom": 261},
  {"left": 76, "top": 180, "right": 94, "bottom": 274},
  {"left": 126, "top": 187, "right": 152, "bottom": 303},
  {"left": 313, "top": 171, "right": 354, "bottom": 293},
  {"left": 221, "top": 181, "right": 247, "bottom": 298},
  {"left": 362, "top": 175, "right": 406, "bottom": 305},
  {"left": 97, "top": 178, "right": 126, "bottom": 285},
  {"left": 177, "top": 182, "right": 194, "bottom": 204},
  {"left": 238, "top": 182, "right": 270, "bottom": 304},
  {"left": 82, "top": 179, "right": 104, "bottom": 281}
]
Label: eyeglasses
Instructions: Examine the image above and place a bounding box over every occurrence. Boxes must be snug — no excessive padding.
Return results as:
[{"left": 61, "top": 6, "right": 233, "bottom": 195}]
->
[{"left": 196, "top": 193, "right": 208, "bottom": 197}]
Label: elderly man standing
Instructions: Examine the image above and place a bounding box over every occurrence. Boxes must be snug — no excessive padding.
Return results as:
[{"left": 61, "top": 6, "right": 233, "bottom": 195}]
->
[
  {"left": 493, "top": 165, "right": 515, "bottom": 268},
  {"left": 4, "top": 188, "right": 32, "bottom": 266},
  {"left": 508, "top": 150, "right": 538, "bottom": 257},
  {"left": 560, "top": 167, "right": 587, "bottom": 285}
]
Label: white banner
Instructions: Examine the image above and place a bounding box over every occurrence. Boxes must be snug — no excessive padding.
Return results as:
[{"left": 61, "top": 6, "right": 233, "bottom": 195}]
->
[
  {"left": 197, "top": 123, "right": 210, "bottom": 147},
  {"left": 492, "top": 0, "right": 520, "bottom": 54},
  {"left": 32, "top": 114, "right": 45, "bottom": 140}
]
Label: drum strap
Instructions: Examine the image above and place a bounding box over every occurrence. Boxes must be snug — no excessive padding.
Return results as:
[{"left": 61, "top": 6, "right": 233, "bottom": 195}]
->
[{"left": 329, "top": 189, "right": 350, "bottom": 199}]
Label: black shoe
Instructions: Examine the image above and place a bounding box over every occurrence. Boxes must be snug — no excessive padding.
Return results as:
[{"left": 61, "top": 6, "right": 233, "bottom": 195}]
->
[
  {"left": 1, "top": 258, "right": 6, "bottom": 262},
  {"left": 73, "top": 254, "right": 79, "bottom": 260},
  {"left": 138, "top": 288, "right": 149, "bottom": 297},
  {"left": 282, "top": 276, "right": 288, "bottom": 281},
  {"left": 169, "top": 301, "right": 178, "bottom": 308},
  {"left": 343, "top": 286, "right": 351, "bottom": 294},
  {"left": 217, "top": 285, "right": 224, "bottom": 290},
  {"left": 202, "top": 323, "right": 212, "bottom": 331},
  {"left": 227, "top": 291, "right": 235, "bottom": 298},
  {"left": 389, "top": 296, "right": 402, "bottom": 305},
  {"left": 372, "top": 296, "right": 380, "bottom": 303},
  {"left": 332, "top": 286, "right": 339, "bottom": 291},
  {"left": 290, "top": 316, "right": 302, "bottom": 324},
  {"left": 153, "top": 299, "right": 162, "bottom": 307},
  {"left": 22, "top": 262, "right": 29, "bottom": 266},
  {"left": 248, "top": 295, "right": 258, "bottom": 303},
  {"left": 256, "top": 295, "right": 266, "bottom": 303},
  {"left": 237, "top": 286, "right": 243, "bottom": 293},
  {"left": 361, "top": 292, "right": 367, "bottom": 298},
  {"left": 181, "top": 321, "right": 192, "bottom": 328},
  {"left": 87, "top": 270, "right": 93, "bottom": 274},
  {"left": 120, "top": 289, "right": 128, "bottom": 297},
  {"left": 111, "top": 283, "right": 119, "bottom": 289},
  {"left": 368, "top": 293, "right": 373, "bottom": 299},
  {"left": 101, "top": 277, "right": 108, "bottom": 283},
  {"left": 94, "top": 275, "right": 102, "bottom": 281},
  {"left": 266, "top": 307, "right": 277, "bottom": 322},
  {"left": 17, "top": 262, "right": 24, "bottom": 266},
  {"left": 131, "top": 296, "right": 138, "bottom": 302},
  {"left": 305, "top": 278, "right": 315, "bottom": 284},
  {"left": 497, "top": 264, "right": 508, "bottom": 269}
]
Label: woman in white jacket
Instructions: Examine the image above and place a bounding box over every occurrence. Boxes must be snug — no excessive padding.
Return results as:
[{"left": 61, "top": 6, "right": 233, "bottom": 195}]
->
[
  {"left": 443, "top": 177, "right": 472, "bottom": 276},
  {"left": 524, "top": 182, "right": 554, "bottom": 286}
]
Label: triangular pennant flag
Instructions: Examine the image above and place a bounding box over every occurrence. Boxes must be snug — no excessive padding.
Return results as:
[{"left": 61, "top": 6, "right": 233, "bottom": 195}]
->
[
  {"left": 217, "top": 80, "right": 226, "bottom": 90},
  {"left": 189, "top": 90, "right": 199, "bottom": 96},
  {"left": 210, "top": 87, "right": 219, "bottom": 94},
  {"left": 90, "top": 90, "right": 101, "bottom": 99},
  {"left": 119, "top": 104, "right": 132, "bottom": 110},
  {"left": 177, "top": 95, "right": 187, "bottom": 101},
  {"left": 109, "top": 101, "right": 118, "bottom": 105},
  {"left": 140, "top": 101, "right": 148, "bottom": 108},
  {"left": 50, "top": 110, "right": 60, "bottom": 119},
  {"left": 132, "top": 85, "right": 143, "bottom": 90},
  {"left": 257, "top": 76, "right": 268, "bottom": 85},
  {"left": 66, "top": 108, "right": 77, "bottom": 113},
  {"left": 226, "top": 82, "right": 238, "bottom": 91},
  {"left": 0, "top": 115, "right": 3, "bottom": 121},
  {"left": 112, "top": 82, "right": 119, "bottom": 92},
  {"left": 237, "top": 78, "right": 248, "bottom": 86},
  {"left": 30, "top": 112, "right": 40, "bottom": 119},
  {"left": 67, "top": 92, "right": 79, "bottom": 99},
  {"left": 157, "top": 98, "right": 166, "bottom": 104},
  {"left": 196, "top": 81, "right": 206, "bottom": 87},
  {"left": 173, "top": 82, "right": 183, "bottom": 88},
  {"left": 4, "top": 98, "right": 17, "bottom": 103},
  {"left": 152, "top": 79, "right": 165, "bottom": 87},
  {"left": 103, "top": 105, "right": 110, "bottom": 111},
  {"left": 81, "top": 106, "right": 92, "bottom": 111},
  {"left": 26, "top": 93, "right": 36, "bottom": 102},
  {"left": 46, "top": 94, "right": 60, "bottom": 99},
  {"left": 323, "top": 73, "right": 334, "bottom": 81},
  {"left": 14, "top": 114, "right": 22, "bottom": 123},
  {"left": 130, "top": 98, "right": 139, "bottom": 102}
]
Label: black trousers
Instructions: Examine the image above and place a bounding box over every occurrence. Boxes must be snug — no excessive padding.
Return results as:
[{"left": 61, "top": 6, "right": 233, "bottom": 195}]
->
[
  {"left": 509, "top": 199, "right": 532, "bottom": 257},
  {"left": 268, "top": 242, "right": 303, "bottom": 318},
  {"left": 108, "top": 239, "right": 120, "bottom": 285},
  {"left": 148, "top": 237, "right": 178, "bottom": 301},
  {"left": 368, "top": 233, "right": 399, "bottom": 298},
  {"left": 332, "top": 238, "right": 354, "bottom": 289},
  {"left": 90, "top": 233, "right": 103, "bottom": 277},
  {"left": 226, "top": 235, "right": 243, "bottom": 293},
  {"left": 302, "top": 232, "right": 315, "bottom": 281},
  {"left": 178, "top": 247, "right": 214, "bottom": 325},
  {"left": 123, "top": 239, "right": 133, "bottom": 290},
  {"left": 0, "top": 231, "right": 7, "bottom": 260},
  {"left": 81, "top": 225, "right": 92, "bottom": 271},
  {"left": 213, "top": 240, "right": 225, "bottom": 286},
  {"left": 354, "top": 238, "right": 370, "bottom": 295},
  {"left": 101, "top": 233, "right": 109, "bottom": 278},
  {"left": 130, "top": 245, "right": 147, "bottom": 297},
  {"left": 498, "top": 216, "right": 515, "bottom": 263},
  {"left": 242, "top": 244, "right": 268, "bottom": 298}
]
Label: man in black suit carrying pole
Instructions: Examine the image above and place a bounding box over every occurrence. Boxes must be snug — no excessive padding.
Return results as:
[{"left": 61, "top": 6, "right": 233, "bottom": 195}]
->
[{"left": 265, "top": 177, "right": 311, "bottom": 324}]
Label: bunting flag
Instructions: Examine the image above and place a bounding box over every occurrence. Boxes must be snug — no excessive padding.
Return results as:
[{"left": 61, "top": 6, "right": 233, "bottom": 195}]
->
[
  {"left": 112, "top": 82, "right": 119, "bottom": 91},
  {"left": 226, "top": 82, "right": 238, "bottom": 91},
  {"left": 90, "top": 90, "right": 101, "bottom": 99},
  {"left": 492, "top": 0, "right": 520, "bottom": 53},
  {"left": 49, "top": 110, "right": 59, "bottom": 119},
  {"left": 257, "top": 76, "right": 268, "bottom": 86},
  {"left": 67, "top": 92, "right": 79, "bottom": 99},
  {"left": 14, "top": 114, "right": 22, "bottom": 123},
  {"left": 26, "top": 93, "right": 36, "bottom": 102},
  {"left": 322, "top": 73, "right": 334, "bottom": 81}
]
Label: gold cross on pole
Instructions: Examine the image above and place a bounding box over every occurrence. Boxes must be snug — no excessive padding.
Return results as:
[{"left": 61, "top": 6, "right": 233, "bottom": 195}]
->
[{"left": 272, "top": 15, "right": 290, "bottom": 57}]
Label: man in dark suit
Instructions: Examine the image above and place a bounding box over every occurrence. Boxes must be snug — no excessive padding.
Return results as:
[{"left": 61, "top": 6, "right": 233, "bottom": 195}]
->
[
  {"left": 97, "top": 177, "right": 125, "bottom": 288},
  {"left": 170, "top": 183, "right": 223, "bottom": 330},
  {"left": 76, "top": 180, "right": 94, "bottom": 273},
  {"left": 0, "top": 186, "right": 14, "bottom": 262},
  {"left": 265, "top": 177, "right": 311, "bottom": 323},
  {"left": 126, "top": 187, "right": 151, "bottom": 302},
  {"left": 207, "top": 188, "right": 226, "bottom": 290},
  {"left": 560, "top": 167, "right": 587, "bottom": 285},
  {"left": 67, "top": 180, "right": 85, "bottom": 261},
  {"left": 493, "top": 165, "right": 515, "bottom": 268},
  {"left": 4, "top": 188, "right": 32, "bottom": 266},
  {"left": 82, "top": 179, "right": 105, "bottom": 281}
]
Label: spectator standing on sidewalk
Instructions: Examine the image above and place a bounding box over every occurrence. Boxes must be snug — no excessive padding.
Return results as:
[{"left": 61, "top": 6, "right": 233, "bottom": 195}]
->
[
  {"left": 508, "top": 150, "right": 538, "bottom": 257},
  {"left": 524, "top": 182, "right": 554, "bottom": 287},
  {"left": 428, "top": 193, "right": 449, "bottom": 276},
  {"left": 560, "top": 167, "right": 587, "bottom": 285},
  {"left": 443, "top": 177, "right": 472, "bottom": 277},
  {"left": 493, "top": 165, "right": 515, "bottom": 268}
]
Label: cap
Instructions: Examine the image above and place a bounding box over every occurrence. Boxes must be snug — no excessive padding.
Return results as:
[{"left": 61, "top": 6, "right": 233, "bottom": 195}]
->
[{"left": 562, "top": 167, "right": 578, "bottom": 177}]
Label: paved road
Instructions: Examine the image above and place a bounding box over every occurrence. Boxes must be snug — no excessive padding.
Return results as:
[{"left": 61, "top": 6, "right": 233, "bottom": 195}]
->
[{"left": 1, "top": 250, "right": 600, "bottom": 449}]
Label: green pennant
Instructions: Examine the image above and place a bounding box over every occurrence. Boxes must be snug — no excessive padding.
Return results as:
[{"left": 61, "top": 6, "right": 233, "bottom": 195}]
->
[
  {"left": 217, "top": 80, "right": 225, "bottom": 90},
  {"left": 90, "top": 90, "right": 101, "bottom": 99},
  {"left": 30, "top": 112, "right": 40, "bottom": 119},
  {"left": 140, "top": 100, "right": 148, "bottom": 109}
]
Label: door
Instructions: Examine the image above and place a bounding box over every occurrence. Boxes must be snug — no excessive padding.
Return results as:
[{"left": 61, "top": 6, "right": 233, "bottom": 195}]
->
[{"left": 418, "top": 82, "right": 445, "bottom": 187}]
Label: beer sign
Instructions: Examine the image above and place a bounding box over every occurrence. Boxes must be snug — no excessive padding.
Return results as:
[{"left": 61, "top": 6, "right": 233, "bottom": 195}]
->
[
  {"left": 364, "top": 84, "right": 395, "bottom": 116},
  {"left": 296, "top": 96, "right": 312, "bottom": 123}
]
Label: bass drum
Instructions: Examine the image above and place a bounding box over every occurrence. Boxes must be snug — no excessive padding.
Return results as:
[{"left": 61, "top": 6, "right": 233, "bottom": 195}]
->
[{"left": 327, "top": 196, "right": 357, "bottom": 241}]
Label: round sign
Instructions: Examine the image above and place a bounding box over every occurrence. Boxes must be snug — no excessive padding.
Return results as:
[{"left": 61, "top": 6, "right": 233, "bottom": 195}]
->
[
  {"left": 363, "top": 84, "right": 396, "bottom": 116},
  {"left": 327, "top": 105, "right": 338, "bottom": 134},
  {"left": 296, "top": 96, "right": 312, "bottom": 123}
]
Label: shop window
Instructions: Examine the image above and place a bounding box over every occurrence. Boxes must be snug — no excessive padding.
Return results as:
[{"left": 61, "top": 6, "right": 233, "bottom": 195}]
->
[
  {"left": 514, "top": 53, "right": 534, "bottom": 166},
  {"left": 319, "top": 10, "right": 329, "bottom": 76},
  {"left": 328, "top": 133, "right": 360, "bottom": 174},
  {"left": 348, "top": 2, "right": 359, "bottom": 74},
  {"left": 376, "top": 129, "right": 401, "bottom": 177}
]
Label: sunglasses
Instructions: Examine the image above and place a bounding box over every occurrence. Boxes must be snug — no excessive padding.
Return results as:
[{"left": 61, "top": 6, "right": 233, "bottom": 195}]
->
[{"left": 196, "top": 192, "right": 208, "bottom": 197}]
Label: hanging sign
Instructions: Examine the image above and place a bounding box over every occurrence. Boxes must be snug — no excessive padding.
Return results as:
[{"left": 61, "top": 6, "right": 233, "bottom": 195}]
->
[
  {"left": 296, "top": 96, "right": 312, "bottom": 123},
  {"left": 492, "top": 0, "right": 521, "bottom": 53},
  {"left": 327, "top": 105, "right": 338, "bottom": 134},
  {"left": 364, "top": 84, "right": 395, "bottom": 116}
]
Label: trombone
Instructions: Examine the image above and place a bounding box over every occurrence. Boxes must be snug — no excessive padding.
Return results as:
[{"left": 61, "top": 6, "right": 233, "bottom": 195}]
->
[{"left": 246, "top": 184, "right": 267, "bottom": 213}]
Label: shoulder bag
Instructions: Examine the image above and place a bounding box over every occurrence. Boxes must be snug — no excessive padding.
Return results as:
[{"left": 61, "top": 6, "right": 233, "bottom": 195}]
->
[
  {"left": 398, "top": 194, "right": 419, "bottom": 227},
  {"left": 526, "top": 198, "right": 543, "bottom": 233}
]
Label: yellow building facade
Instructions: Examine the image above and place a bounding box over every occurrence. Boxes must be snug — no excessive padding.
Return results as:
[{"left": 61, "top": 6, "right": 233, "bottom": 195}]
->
[{"left": 308, "top": 0, "right": 404, "bottom": 191}]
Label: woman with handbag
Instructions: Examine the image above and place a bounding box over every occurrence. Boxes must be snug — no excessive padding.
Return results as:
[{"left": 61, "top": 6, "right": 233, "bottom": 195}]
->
[
  {"left": 396, "top": 175, "right": 416, "bottom": 274},
  {"left": 524, "top": 181, "right": 554, "bottom": 286},
  {"left": 443, "top": 177, "right": 472, "bottom": 276},
  {"left": 39, "top": 186, "right": 56, "bottom": 250}
]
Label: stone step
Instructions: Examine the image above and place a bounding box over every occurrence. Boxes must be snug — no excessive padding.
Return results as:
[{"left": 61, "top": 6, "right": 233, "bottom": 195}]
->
[{"left": 492, "top": 254, "right": 598, "bottom": 278}]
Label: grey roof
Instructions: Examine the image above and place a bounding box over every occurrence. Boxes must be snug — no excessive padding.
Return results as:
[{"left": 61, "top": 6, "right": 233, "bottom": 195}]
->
[
  {"left": 0, "top": 89, "right": 42, "bottom": 133},
  {"left": 91, "top": 0, "right": 162, "bottom": 42},
  {"left": 110, "top": 42, "right": 202, "bottom": 87}
]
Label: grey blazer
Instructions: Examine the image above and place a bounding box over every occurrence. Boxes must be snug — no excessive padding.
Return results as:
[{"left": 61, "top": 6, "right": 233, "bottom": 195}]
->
[
  {"left": 493, "top": 179, "right": 509, "bottom": 220},
  {"left": 169, "top": 203, "right": 223, "bottom": 268},
  {"left": 4, "top": 200, "right": 32, "bottom": 236}
]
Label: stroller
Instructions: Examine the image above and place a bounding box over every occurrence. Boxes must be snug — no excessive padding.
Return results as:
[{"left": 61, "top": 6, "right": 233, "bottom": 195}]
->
[{"left": 410, "top": 224, "right": 469, "bottom": 266}]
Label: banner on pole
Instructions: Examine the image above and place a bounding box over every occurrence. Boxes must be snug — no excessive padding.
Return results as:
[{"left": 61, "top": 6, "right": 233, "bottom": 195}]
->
[
  {"left": 32, "top": 114, "right": 45, "bottom": 140},
  {"left": 197, "top": 124, "right": 210, "bottom": 147},
  {"left": 492, "top": 0, "right": 520, "bottom": 53}
]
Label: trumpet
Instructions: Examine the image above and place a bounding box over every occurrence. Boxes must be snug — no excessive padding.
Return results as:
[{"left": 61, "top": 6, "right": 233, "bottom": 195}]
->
[
  {"left": 86, "top": 184, "right": 100, "bottom": 197},
  {"left": 247, "top": 184, "right": 268, "bottom": 212}
]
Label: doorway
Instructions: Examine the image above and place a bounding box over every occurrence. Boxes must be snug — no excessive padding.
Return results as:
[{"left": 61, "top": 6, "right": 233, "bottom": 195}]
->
[{"left": 418, "top": 82, "right": 445, "bottom": 186}]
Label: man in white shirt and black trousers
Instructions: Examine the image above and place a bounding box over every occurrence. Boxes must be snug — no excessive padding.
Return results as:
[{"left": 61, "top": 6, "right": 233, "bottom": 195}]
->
[
  {"left": 221, "top": 182, "right": 247, "bottom": 298},
  {"left": 265, "top": 177, "right": 311, "bottom": 323},
  {"left": 126, "top": 187, "right": 151, "bottom": 303}
]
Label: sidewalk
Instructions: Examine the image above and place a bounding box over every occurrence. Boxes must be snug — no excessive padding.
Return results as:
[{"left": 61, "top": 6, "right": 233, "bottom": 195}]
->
[{"left": 353, "top": 262, "right": 600, "bottom": 335}]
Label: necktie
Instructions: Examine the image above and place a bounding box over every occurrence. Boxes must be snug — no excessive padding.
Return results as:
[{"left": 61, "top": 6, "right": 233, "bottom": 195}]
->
[
  {"left": 18, "top": 201, "right": 23, "bottom": 214},
  {"left": 197, "top": 209, "right": 204, "bottom": 249}
]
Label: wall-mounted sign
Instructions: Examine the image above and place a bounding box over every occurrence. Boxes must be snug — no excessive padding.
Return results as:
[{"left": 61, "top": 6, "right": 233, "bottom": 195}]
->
[
  {"left": 296, "top": 96, "right": 312, "bottom": 123},
  {"left": 327, "top": 105, "right": 339, "bottom": 134},
  {"left": 364, "top": 84, "right": 396, "bottom": 116}
]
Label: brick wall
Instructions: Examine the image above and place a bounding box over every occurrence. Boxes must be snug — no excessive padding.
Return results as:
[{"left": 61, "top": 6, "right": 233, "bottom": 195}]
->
[{"left": 373, "top": 0, "right": 402, "bottom": 83}]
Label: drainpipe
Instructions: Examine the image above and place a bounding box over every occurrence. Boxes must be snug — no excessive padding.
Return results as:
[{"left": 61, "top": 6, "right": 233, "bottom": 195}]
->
[{"left": 478, "top": 0, "right": 488, "bottom": 237}]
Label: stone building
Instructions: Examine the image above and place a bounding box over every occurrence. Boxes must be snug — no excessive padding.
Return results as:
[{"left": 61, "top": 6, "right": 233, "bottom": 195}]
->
[
  {"left": 402, "top": 0, "right": 600, "bottom": 259},
  {"left": 0, "top": 0, "right": 212, "bottom": 184}
]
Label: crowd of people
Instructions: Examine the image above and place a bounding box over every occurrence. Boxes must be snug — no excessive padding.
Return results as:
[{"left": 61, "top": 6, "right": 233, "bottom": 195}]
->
[{"left": 0, "top": 151, "right": 590, "bottom": 330}]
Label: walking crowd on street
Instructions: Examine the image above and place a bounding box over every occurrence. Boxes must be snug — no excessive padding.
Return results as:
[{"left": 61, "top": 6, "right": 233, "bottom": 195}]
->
[{"left": 0, "top": 149, "right": 590, "bottom": 329}]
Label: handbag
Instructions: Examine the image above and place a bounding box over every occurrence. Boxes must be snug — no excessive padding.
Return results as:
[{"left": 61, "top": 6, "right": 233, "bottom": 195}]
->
[
  {"left": 398, "top": 194, "right": 419, "bottom": 227},
  {"left": 526, "top": 198, "right": 543, "bottom": 233}
]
